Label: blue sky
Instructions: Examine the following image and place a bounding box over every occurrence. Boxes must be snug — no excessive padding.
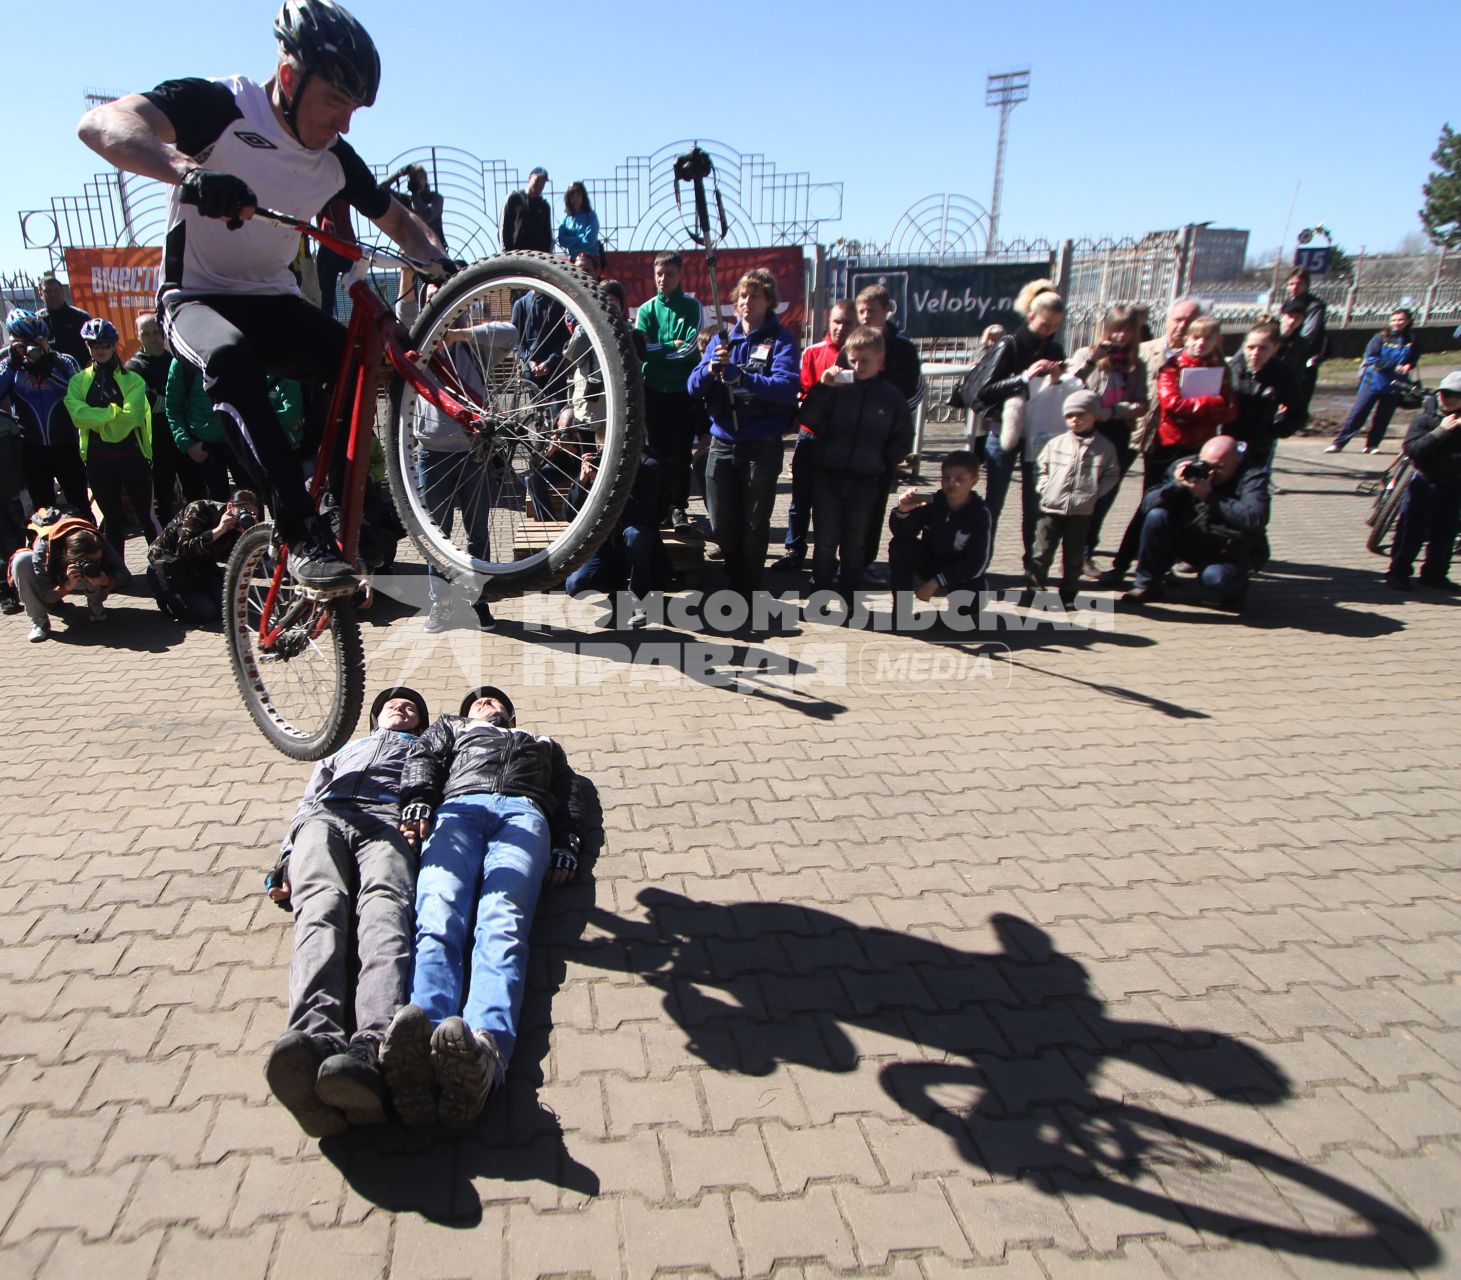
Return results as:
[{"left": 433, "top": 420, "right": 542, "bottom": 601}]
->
[{"left": 5, "top": 0, "right": 1452, "bottom": 272}]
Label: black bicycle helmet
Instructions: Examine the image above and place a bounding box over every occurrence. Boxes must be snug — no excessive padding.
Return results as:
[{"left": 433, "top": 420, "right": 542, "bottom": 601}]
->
[{"left": 273, "top": 0, "right": 381, "bottom": 107}]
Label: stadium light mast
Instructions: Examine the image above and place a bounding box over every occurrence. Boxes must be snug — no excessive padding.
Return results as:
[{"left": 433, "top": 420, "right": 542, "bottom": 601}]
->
[{"left": 985, "top": 69, "right": 1030, "bottom": 253}]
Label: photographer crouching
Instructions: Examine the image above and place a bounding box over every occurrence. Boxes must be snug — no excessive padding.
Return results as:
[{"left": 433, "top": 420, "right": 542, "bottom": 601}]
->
[
  {"left": 7, "top": 510, "right": 126, "bottom": 642},
  {"left": 146, "top": 488, "right": 261, "bottom": 625},
  {"left": 1121, "top": 435, "right": 1269, "bottom": 614}
]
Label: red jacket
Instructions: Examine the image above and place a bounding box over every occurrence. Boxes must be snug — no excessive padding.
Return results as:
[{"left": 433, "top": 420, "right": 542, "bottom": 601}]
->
[
  {"left": 800, "top": 338, "right": 842, "bottom": 396},
  {"left": 1156, "top": 352, "right": 1236, "bottom": 449}
]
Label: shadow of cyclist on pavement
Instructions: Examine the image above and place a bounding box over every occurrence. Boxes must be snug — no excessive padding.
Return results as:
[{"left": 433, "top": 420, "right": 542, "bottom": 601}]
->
[{"left": 580, "top": 889, "right": 1438, "bottom": 1270}]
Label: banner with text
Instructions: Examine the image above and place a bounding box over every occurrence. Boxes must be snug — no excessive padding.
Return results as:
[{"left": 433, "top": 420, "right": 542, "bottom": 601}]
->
[
  {"left": 614, "top": 246, "right": 806, "bottom": 339},
  {"left": 63, "top": 246, "right": 163, "bottom": 361},
  {"left": 848, "top": 261, "right": 1052, "bottom": 340}
]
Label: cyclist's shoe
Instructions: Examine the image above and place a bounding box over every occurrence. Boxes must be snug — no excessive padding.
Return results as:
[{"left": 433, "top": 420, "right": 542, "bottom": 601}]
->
[
  {"left": 381, "top": 1004, "right": 436, "bottom": 1127},
  {"left": 431, "top": 1017, "right": 499, "bottom": 1132},
  {"left": 265, "top": 1031, "right": 348, "bottom": 1138},
  {"left": 289, "top": 526, "right": 357, "bottom": 596},
  {"left": 315, "top": 1032, "right": 389, "bottom": 1127}
]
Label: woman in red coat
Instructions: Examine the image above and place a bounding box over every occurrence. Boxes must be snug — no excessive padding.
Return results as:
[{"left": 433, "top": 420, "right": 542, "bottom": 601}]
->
[{"left": 1153, "top": 315, "right": 1236, "bottom": 477}]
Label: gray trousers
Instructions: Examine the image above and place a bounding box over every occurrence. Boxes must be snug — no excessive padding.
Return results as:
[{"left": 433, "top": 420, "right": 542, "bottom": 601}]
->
[{"left": 286, "top": 809, "right": 415, "bottom": 1050}]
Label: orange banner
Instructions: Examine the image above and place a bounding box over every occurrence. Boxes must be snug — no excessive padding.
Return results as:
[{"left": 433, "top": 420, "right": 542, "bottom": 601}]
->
[{"left": 62, "top": 246, "right": 163, "bottom": 362}]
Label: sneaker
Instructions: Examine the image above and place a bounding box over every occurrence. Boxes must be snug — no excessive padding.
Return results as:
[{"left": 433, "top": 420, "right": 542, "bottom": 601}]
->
[
  {"left": 472, "top": 600, "right": 497, "bottom": 631},
  {"left": 1415, "top": 576, "right": 1461, "bottom": 594},
  {"left": 862, "top": 564, "right": 891, "bottom": 588},
  {"left": 1217, "top": 592, "right": 1247, "bottom": 614},
  {"left": 289, "top": 527, "right": 357, "bottom": 595},
  {"left": 768, "top": 551, "right": 806, "bottom": 572},
  {"left": 669, "top": 507, "right": 694, "bottom": 534},
  {"left": 424, "top": 600, "right": 452, "bottom": 633},
  {"left": 1082, "top": 555, "right": 1101, "bottom": 578},
  {"left": 1, "top": 597, "right": 22, "bottom": 615},
  {"left": 431, "top": 1017, "right": 500, "bottom": 1131},
  {"left": 265, "top": 1031, "right": 348, "bottom": 1138},
  {"left": 1324, "top": 444, "right": 1343, "bottom": 453},
  {"left": 87, "top": 600, "right": 107, "bottom": 623},
  {"left": 1121, "top": 584, "right": 1165, "bottom": 605},
  {"left": 628, "top": 606, "right": 649, "bottom": 630},
  {"left": 1363, "top": 447, "right": 1381, "bottom": 455},
  {"left": 315, "top": 1033, "right": 389, "bottom": 1127},
  {"left": 380, "top": 1004, "right": 436, "bottom": 1127},
  {"left": 1382, "top": 573, "right": 1411, "bottom": 591},
  {"left": 1096, "top": 568, "right": 1128, "bottom": 589},
  {"left": 27, "top": 619, "right": 50, "bottom": 643}
]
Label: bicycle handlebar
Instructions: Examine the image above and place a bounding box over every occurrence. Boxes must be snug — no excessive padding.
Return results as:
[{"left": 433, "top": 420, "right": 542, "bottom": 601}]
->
[{"left": 251, "top": 208, "right": 440, "bottom": 275}]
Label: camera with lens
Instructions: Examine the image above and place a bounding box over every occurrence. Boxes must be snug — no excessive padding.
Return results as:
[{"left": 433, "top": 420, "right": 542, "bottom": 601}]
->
[
  {"left": 77, "top": 560, "right": 105, "bottom": 579},
  {"left": 1183, "top": 459, "right": 1215, "bottom": 483},
  {"left": 673, "top": 147, "right": 714, "bottom": 184},
  {"left": 234, "top": 509, "right": 258, "bottom": 531}
]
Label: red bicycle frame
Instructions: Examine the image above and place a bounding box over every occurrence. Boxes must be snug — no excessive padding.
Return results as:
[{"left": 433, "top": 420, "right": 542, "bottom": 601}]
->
[{"left": 251, "top": 210, "right": 477, "bottom": 649}]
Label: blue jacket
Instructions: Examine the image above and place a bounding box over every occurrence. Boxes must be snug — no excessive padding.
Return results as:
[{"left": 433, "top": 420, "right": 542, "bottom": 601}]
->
[
  {"left": 1358, "top": 330, "right": 1416, "bottom": 394},
  {"left": 0, "top": 352, "right": 80, "bottom": 448},
  {"left": 687, "top": 318, "right": 800, "bottom": 442},
  {"left": 557, "top": 210, "right": 601, "bottom": 259}
]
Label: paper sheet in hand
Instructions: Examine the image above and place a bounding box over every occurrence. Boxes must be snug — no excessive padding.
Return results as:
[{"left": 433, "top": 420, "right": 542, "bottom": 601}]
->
[{"left": 1179, "top": 366, "right": 1223, "bottom": 398}]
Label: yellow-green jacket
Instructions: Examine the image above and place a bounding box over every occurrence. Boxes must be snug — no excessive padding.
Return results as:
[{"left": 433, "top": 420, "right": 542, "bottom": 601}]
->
[{"left": 64, "top": 364, "right": 152, "bottom": 462}]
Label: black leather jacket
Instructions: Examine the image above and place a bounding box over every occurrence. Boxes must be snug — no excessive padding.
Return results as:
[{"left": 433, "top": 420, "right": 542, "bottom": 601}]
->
[
  {"left": 979, "top": 325, "right": 1066, "bottom": 408},
  {"left": 1403, "top": 395, "right": 1461, "bottom": 483},
  {"left": 400, "top": 717, "right": 580, "bottom": 845}
]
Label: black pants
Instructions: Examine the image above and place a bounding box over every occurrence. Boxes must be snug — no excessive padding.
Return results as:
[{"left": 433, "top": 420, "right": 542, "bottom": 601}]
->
[
  {"left": 644, "top": 387, "right": 697, "bottom": 513},
  {"left": 1086, "top": 420, "right": 1137, "bottom": 556},
  {"left": 147, "top": 560, "right": 224, "bottom": 624},
  {"left": 23, "top": 433, "right": 88, "bottom": 513},
  {"left": 162, "top": 293, "right": 345, "bottom": 542},
  {"left": 812, "top": 470, "right": 880, "bottom": 590},
  {"left": 316, "top": 246, "right": 353, "bottom": 321},
  {"left": 87, "top": 438, "right": 158, "bottom": 555},
  {"left": 863, "top": 471, "right": 896, "bottom": 568},
  {"left": 1112, "top": 442, "right": 1186, "bottom": 573},
  {"left": 149, "top": 423, "right": 204, "bottom": 523},
  {"left": 704, "top": 436, "right": 783, "bottom": 595}
]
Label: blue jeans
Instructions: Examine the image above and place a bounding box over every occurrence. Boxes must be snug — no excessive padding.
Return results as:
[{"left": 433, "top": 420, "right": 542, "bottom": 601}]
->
[
  {"left": 982, "top": 432, "right": 1016, "bottom": 526},
  {"left": 409, "top": 793, "right": 550, "bottom": 1071},
  {"left": 1134, "top": 506, "right": 1249, "bottom": 596},
  {"left": 784, "top": 431, "right": 817, "bottom": 555},
  {"left": 564, "top": 522, "right": 667, "bottom": 599},
  {"left": 1333, "top": 386, "right": 1400, "bottom": 450},
  {"left": 418, "top": 448, "right": 493, "bottom": 603}
]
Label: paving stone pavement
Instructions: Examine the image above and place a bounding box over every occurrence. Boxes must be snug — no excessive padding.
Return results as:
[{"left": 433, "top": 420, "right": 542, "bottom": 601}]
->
[{"left": 1, "top": 431, "right": 1458, "bottom": 1279}]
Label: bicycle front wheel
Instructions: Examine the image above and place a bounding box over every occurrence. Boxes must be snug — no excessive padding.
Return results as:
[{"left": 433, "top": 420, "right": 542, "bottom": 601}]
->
[
  {"left": 384, "top": 252, "right": 646, "bottom": 595},
  {"left": 223, "top": 523, "right": 365, "bottom": 761}
]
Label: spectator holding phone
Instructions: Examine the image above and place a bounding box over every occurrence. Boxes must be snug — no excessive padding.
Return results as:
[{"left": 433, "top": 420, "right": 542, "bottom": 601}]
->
[
  {"left": 888, "top": 450, "right": 992, "bottom": 604},
  {"left": 798, "top": 325, "right": 913, "bottom": 596}
]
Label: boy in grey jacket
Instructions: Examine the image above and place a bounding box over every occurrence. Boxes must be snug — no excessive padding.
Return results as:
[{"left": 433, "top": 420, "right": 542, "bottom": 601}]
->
[
  {"left": 264, "top": 687, "right": 429, "bottom": 1137},
  {"left": 1028, "top": 391, "right": 1119, "bottom": 604}
]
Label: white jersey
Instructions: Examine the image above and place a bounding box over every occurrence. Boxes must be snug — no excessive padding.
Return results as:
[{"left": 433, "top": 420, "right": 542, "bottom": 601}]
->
[{"left": 143, "top": 74, "right": 391, "bottom": 299}]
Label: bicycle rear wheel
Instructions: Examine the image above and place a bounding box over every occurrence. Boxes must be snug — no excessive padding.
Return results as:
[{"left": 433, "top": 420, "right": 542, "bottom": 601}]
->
[
  {"left": 384, "top": 252, "right": 645, "bottom": 595},
  {"left": 1366, "top": 459, "right": 1411, "bottom": 555},
  {"left": 223, "top": 523, "right": 365, "bottom": 760}
]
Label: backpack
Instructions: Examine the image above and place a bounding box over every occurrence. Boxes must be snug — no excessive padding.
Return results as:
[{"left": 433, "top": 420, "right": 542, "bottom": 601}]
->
[{"left": 949, "top": 338, "right": 1009, "bottom": 412}]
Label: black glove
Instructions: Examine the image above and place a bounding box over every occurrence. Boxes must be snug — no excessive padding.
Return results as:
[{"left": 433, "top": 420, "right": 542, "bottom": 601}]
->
[
  {"left": 180, "top": 169, "right": 258, "bottom": 230},
  {"left": 401, "top": 800, "right": 435, "bottom": 826},
  {"left": 550, "top": 847, "right": 579, "bottom": 880}
]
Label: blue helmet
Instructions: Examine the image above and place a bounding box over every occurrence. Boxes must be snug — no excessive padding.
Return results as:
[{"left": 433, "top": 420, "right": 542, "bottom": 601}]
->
[
  {"left": 80, "top": 317, "right": 119, "bottom": 344},
  {"left": 5, "top": 309, "right": 49, "bottom": 343}
]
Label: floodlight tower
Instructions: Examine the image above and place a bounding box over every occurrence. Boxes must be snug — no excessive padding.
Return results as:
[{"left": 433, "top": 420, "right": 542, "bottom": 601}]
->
[{"left": 985, "top": 69, "right": 1030, "bottom": 253}]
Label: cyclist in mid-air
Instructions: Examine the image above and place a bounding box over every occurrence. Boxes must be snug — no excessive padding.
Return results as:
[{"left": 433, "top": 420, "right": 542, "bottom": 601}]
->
[{"left": 78, "top": 0, "right": 449, "bottom": 592}]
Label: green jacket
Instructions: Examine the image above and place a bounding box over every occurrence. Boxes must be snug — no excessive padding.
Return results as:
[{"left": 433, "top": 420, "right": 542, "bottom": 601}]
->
[
  {"left": 635, "top": 288, "right": 705, "bottom": 394},
  {"left": 165, "top": 359, "right": 224, "bottom": 449},
  {"left": 268, "top": 378, "right": 305, "bottom": 451},
  {"left": 64, "top": 364, "right": 152, "bottom": 462}
]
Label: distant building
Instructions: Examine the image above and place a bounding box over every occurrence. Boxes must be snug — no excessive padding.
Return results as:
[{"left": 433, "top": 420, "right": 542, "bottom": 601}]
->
[{"left": 1135, "top": 223, "right": 1249, "bottom": 286}]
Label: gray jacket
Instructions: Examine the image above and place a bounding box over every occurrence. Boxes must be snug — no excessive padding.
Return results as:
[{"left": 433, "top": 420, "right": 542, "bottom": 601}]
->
[
  {"left": 279, "top": 729, "right": 417, "bottom": 861},
  {"left": 1035, "top": 430, "right": 1121, "bottom": 516}
]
